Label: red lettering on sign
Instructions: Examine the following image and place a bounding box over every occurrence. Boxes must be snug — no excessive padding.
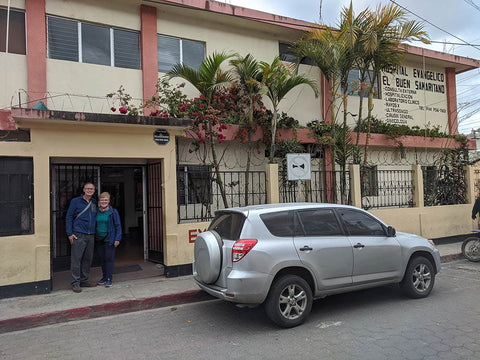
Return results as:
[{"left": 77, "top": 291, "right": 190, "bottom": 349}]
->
[{"left": 188, "top": 229, "right": 207, "bottom": 243}]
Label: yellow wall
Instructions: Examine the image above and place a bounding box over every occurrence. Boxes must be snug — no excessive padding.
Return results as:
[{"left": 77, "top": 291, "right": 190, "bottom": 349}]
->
[
  {"left": 371, "top": 205, "right": 474, "bottom": 239},
  {"left": 0, "top": 118, "right": 191, "bottom": 286},
  {"left": 0, "top": 53, "right": 28, "bottom": 111}
]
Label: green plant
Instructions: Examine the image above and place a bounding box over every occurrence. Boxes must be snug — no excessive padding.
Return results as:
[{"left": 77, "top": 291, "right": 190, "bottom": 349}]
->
[{"left": 107, "top": 86, "right": 140, "bottom": 115}]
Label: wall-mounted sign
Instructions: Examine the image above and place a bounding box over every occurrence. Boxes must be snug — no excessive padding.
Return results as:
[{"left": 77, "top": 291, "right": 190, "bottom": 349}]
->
[
  {"left": 153, "top": 129, "right": 170, "bottom": 145},
  {"left": 286, "top": 153, "right": 311, "bottom": 181}
]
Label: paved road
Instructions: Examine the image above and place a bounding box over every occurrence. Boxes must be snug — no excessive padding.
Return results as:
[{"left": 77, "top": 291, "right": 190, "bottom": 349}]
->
[{"left": 1, "top": 260, "right": 479, "bottom": 360}]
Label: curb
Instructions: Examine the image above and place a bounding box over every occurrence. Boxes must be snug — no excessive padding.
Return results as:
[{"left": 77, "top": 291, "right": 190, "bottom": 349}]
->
[
  {"left": 0, "top": 290, "right": 212, "bottom": 334},
  {"left": 440, "top": 253, "right": 463, "bottom": 263}
]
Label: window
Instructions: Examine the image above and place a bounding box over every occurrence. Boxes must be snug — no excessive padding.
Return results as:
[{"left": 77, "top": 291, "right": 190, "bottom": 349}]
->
[
  {"left": 345, "top": 69, "right": 380, "bottom": 99},
  {"left": 47, "top": 16, "right": 78, "bottom": 61},
  {"left": 47, "top": 16, "right": 140, "bottom": 69},
  {"left": 362, "top": 166, "right": 378, "bottom": 197},
  {"left": 82, "top": 23, "right": 110, "bottom": 66},
  {"left": 295, "top": 209, "right": 342, "bottom": 237},
  {"left": 339, "top": 209, "right": 385, "bottom": 236},
  {"left": 208, "top": 212, "right": 246, "bottom": 240},
  {"left": 0, "top": 157, "right": 34, "bottom": 236},
  {"left": 158, "top": 34, "right": 205, "bottom": 73},
  {"left": 177, "top": 165, "right": 211, "bottom": 205},
  {"left": 279, "top": 43, "right": 314, "bottom": 65},
  {"left": 260, "top": 211, "right": 294, "bottom": 237},
  {"left": 0, "top": 8, "right": 26, "bottom": 54}
]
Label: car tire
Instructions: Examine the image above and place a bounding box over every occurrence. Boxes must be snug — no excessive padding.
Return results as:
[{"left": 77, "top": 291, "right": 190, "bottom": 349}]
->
[
  {"left": 400, "top": 256, "right": 435, "bottom": 299},
  {"left": 264, "top": 275, "right": 313, "bottom": 328},
  {"left": 194, "top": 231, "right": 223, "bottom": 284}
]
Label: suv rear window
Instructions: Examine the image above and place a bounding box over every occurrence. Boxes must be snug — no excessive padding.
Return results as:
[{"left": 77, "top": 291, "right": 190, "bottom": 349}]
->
[
  {"left": 208, "top": 212, "right": 246, "bottom": 240},
  {"left": 260, "top": 211, "right": 294, "bottom": 237}
]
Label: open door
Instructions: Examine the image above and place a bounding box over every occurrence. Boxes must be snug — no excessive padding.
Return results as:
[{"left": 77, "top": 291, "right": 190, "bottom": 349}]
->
[{"left": 147, "top": 161, "right": 164, "bottom": 263}]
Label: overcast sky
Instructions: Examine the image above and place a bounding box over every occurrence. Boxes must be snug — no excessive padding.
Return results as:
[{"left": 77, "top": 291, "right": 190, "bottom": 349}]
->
[{"left": 225, "top": 0, "right": 480, "bottom": 135}]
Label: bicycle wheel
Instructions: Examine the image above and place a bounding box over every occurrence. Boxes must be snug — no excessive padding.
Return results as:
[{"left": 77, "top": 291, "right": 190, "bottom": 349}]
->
[{"left": 462, "top": 237, "right": 480, "bottom": 262}]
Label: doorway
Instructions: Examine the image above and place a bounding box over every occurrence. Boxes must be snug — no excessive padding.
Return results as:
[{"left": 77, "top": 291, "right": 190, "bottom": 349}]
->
[{"left": 50, "top": 162, "right": 164, "bottom": 272}]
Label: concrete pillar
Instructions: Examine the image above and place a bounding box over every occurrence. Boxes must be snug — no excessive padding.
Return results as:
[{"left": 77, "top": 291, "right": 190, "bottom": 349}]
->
[
  {"left": 349, "top": 164, "right": 362, "bottom": 208},
  {"left": 412, "top": 164, "right": 424, "bottom": 208},
  {"left": 465, "top": 165, "right": 476, "bottom": 204},
  {"left": 266, "top": 163, "right": 279, "bottom": 204}
]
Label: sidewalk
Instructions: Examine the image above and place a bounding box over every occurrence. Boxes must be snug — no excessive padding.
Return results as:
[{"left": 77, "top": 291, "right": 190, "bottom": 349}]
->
[{"left": 0, "top": 241, "right": 464, "bottom": 334}]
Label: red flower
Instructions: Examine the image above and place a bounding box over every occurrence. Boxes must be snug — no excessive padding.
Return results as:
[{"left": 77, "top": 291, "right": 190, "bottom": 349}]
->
[
  {"left": 119, "top": 107, "right": 128, "bottom": 114},
  {"left": 110, "top": 107, "right": 116, "bottom": 112}
]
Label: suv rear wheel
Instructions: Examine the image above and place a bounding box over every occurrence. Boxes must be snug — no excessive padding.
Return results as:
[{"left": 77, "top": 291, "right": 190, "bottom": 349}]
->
[{"left": 264, "top": 275, "right": 313, "bottom": 328}]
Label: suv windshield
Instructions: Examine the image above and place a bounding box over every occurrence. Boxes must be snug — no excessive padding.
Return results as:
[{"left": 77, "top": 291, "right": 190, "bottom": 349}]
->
[{"left": 208, "top": 212, "right": 246, "bottom": 240}]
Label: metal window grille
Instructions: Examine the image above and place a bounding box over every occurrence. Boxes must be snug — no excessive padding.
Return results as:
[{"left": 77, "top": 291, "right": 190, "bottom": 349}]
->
[
  {"left": 0, "top": 157, "right": 34, "bottom": 236},
  {"left": 361, "top": 168, "right": 414, "bottom": 209},
  {"left": 280, "top": 169, "right": 351, "bottom": 205},
  {"left": 423, "top": 166, "right": 467, "bottom": 206},
  {"left": 177, "top": 168, "right": 267, "bottom": 223}
]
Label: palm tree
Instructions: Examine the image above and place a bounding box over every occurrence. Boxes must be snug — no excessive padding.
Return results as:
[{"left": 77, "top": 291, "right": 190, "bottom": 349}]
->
[
  {"left": 167, "top": 51, "right": 235, "bottom": 208},
  {"left": 360, "top": 4, "right": 429, "bottom": 165},
  {"left": 257, "top": 56, "right": 318, "bottom": 163},
  {"left": 230, "top": 54, "right": 262, "bottom": 205}
]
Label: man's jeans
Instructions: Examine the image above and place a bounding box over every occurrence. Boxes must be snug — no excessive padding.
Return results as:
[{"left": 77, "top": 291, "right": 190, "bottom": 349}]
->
[
  {"left": 71, "top": 232, "right": 95, "bottom": 285},
  {"left": 97, "top": 243, "right": 116, "bottom": 281}
]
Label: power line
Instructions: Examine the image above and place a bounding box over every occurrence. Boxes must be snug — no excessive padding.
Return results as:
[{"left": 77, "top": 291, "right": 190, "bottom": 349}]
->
[
  {"left": 389, "top": 0, "right": 480, "bottom": 53},
  {"left": 463, "top": 0, "right": 480, "bottom": 12}
]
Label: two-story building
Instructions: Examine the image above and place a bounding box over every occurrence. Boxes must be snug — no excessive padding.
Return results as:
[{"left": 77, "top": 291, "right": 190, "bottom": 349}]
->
[{"left": 0, "top": 0, "right": 478, "bottom": 297}]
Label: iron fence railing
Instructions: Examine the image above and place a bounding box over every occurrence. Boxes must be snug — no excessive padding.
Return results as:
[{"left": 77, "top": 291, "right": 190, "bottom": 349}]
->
[
  {"left": 474, "top": 169, "right": 480, "bottom": 193},
  {"left": 177, "top": 168, "right": 267, "bottom": 223},
  {"left": 361, "top": 169, "right": 414, "bottom": 209},
  {"left": 423, "top": 166, "right": 467, "bottom": 206},
  {"left": 280, "top": 170, "right": 351, "bottom": 205}
]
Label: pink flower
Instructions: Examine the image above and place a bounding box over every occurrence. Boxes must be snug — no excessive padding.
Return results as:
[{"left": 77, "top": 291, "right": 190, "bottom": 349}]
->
[
  {"left": 119, "top": 107, "right": 128, "bottom": 114},
  {"left": 110, "top": 107, "right": 116, "bottom": 112}
]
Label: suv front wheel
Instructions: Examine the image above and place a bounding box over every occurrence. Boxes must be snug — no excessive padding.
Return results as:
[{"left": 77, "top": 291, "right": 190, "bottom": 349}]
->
[
  {"left": 264, "top": 274, "right": 313, "bottom": 328},
  {"left": 400, "top": 256, "right": 435, "bottom": 298}
]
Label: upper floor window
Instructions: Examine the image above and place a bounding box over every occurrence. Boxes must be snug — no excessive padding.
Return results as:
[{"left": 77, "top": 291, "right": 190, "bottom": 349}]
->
[
  {"left": 47, "top": 16, "right": 140, "bottom": 69},
  {"left": 158, "top": 34, "right": 205, "bottom": 73},
  {"left": 345, "top": 69, "right": 381, "bottom": 99},
  {"left": 279, "top": 42, "right": 314, "bottom": 66},
  {"left": 0, "top": 8, "right": 26, "bottom": 54},
  {"left": 0, "top": 157, "right": 34, "bottom": 236}
]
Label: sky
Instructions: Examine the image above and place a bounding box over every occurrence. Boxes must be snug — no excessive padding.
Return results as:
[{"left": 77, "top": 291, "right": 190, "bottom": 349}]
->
[{"left": 224, "top": 0, "right": 480, "bottom": 135}]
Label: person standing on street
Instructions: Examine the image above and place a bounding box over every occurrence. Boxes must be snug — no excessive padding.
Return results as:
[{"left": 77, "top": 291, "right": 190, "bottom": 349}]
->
[
  {"left": 66, "top": 182, "right": 98, "bottom": 293},
  {"left": 472, "top": 193, "right": 480, "bottom": 225},
  {"left": 95, "top": 192, "right": 122, "bottom": 287}
]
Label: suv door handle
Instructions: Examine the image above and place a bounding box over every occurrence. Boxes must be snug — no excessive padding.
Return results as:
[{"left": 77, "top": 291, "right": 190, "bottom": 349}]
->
[
  {"left": 354, "top": 243, "right": 365, "bottom": 248},
  {"left": 299, "top": 245, "right": 313, "bottom": 251}
]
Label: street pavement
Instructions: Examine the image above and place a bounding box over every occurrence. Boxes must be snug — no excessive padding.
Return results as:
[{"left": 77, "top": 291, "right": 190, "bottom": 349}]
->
[{"left": 0, "top": 241, "right": 465, "bottom": 334}]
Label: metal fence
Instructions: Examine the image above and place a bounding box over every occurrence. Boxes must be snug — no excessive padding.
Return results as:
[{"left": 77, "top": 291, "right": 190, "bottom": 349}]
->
[
  {"left": 177, "top": 168, "right": 267, "bottom": 223},
  {"left": 423, "top": 166, "right": 467, "bottom": 206},
  {"left": 280, "top": 170, "right": 351, "bottom": 205},
  {"left": 474, "top": 169, "right": 480, "bottom": 193},
  {"left": 361, "top": 169, "right": 414, "bottom": 209}
]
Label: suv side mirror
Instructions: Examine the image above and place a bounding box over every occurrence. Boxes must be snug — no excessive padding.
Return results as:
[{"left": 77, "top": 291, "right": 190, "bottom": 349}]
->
[{"left": 387, "top": 226, "right": 396, "bottom": 237}]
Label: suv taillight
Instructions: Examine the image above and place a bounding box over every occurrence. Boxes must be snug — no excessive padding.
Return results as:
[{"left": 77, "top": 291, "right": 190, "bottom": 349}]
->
[{"left": 232, "top": 239, "right": 258, "bottom": 262}]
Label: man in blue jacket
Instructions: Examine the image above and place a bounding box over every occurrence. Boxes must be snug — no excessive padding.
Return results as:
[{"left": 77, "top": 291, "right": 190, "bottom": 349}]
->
[{"left": 66, "top": 182, "right": 98, "bottom": 293}]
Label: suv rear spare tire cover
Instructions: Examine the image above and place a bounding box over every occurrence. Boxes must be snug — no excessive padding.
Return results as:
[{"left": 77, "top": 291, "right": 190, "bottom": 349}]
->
[{"left": 194, "top": 231, "right": 223, "bottom": 284}]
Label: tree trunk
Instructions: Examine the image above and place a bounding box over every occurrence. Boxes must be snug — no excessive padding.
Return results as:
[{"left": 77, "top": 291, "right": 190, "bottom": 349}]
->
[{"left": 269, "top": 108, "right": 278, "bottom": 163}]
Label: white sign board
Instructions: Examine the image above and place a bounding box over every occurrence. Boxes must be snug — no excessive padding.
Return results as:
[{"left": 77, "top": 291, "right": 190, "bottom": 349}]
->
[{"left": 286, "top": 153, "right": 311, "bottom": 181}]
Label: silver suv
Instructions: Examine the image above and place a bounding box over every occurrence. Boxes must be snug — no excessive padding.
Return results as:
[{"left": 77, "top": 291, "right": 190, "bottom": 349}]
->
[{"left": 193, "top": 203, "right": 441, "bottom": 327}]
